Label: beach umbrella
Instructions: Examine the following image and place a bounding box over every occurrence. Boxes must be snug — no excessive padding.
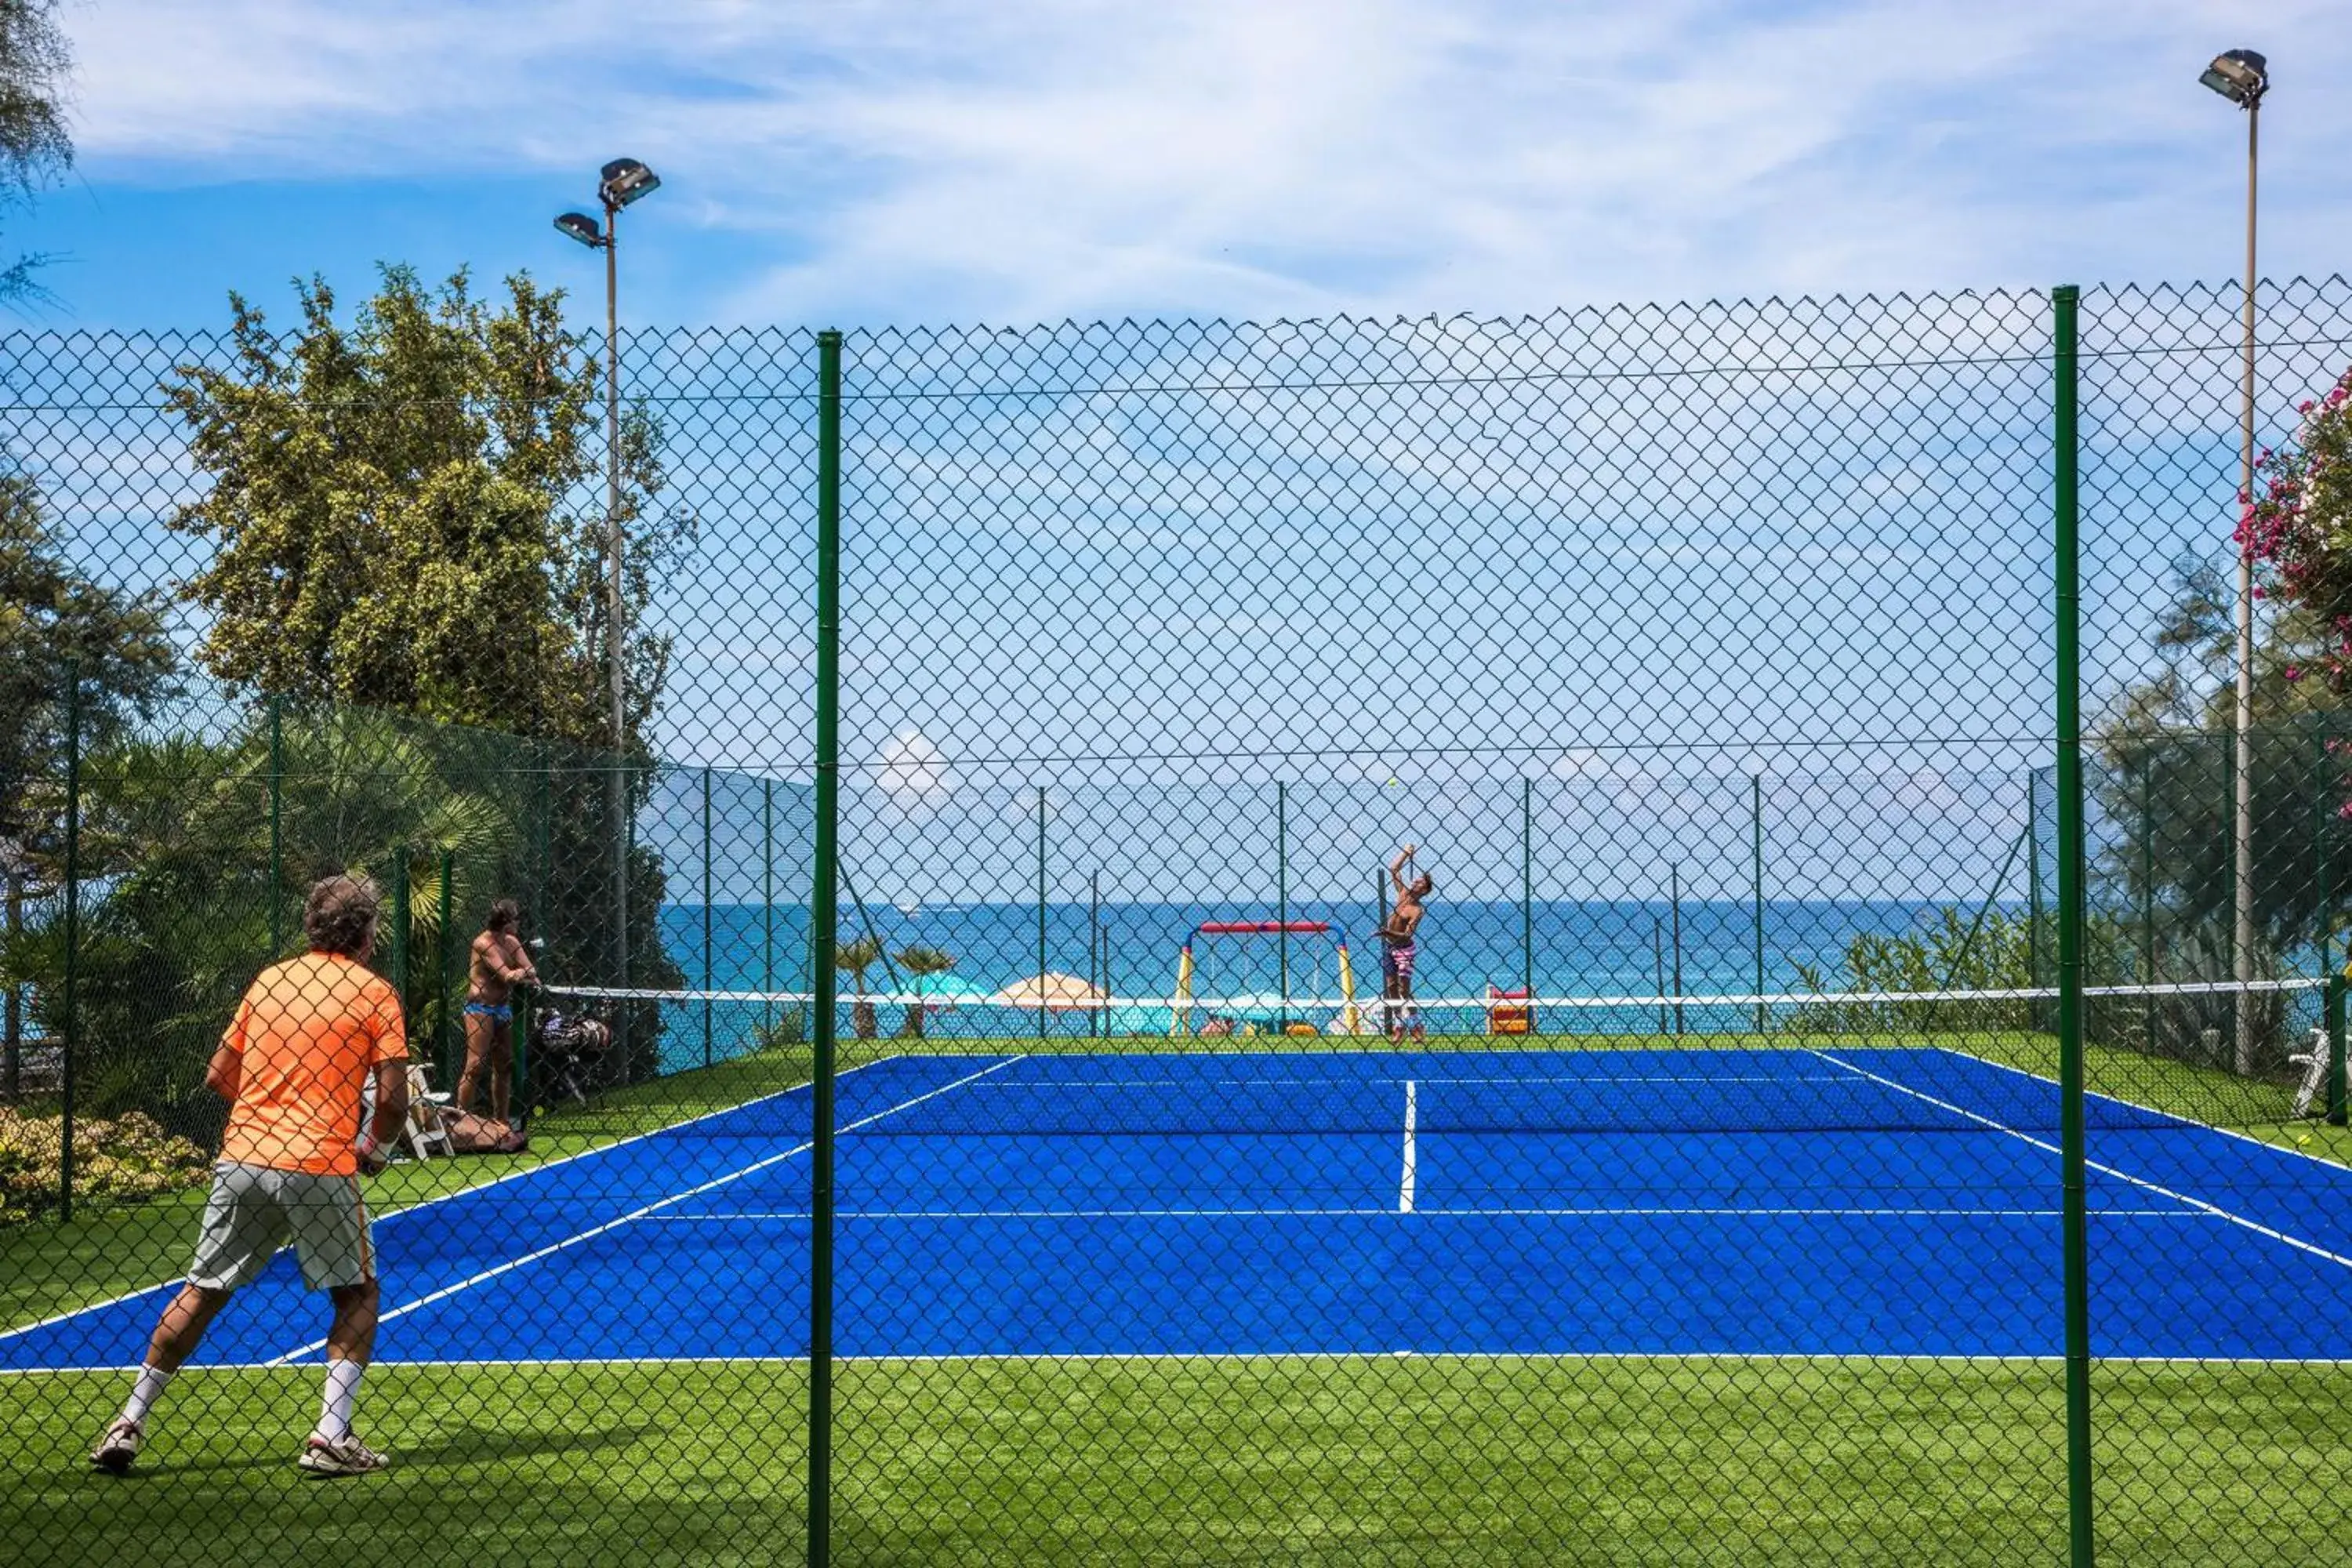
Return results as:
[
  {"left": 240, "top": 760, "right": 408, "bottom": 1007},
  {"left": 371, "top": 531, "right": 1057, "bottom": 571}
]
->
[{"left": 990, "top": 971, "right": 1109, "bottom": 1012}]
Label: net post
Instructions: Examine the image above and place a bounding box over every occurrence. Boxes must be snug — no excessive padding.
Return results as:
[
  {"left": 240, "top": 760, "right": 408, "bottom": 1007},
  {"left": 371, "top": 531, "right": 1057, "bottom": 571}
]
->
[
  {"left": 58, "top": 660, "right": 78, "bottom": 1223},
  {"left": 809, "top": 326, "right": 843, "bottom": 1568},
  {"left": 2052, "top": 281, "right": 2097, "bottom": 1568}
]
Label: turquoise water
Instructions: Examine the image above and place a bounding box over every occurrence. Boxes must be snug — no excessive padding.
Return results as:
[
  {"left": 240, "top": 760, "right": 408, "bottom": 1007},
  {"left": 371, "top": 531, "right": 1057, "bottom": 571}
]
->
[{"left": 644, "top": 897, "right": 1980, "bottom": 1070}]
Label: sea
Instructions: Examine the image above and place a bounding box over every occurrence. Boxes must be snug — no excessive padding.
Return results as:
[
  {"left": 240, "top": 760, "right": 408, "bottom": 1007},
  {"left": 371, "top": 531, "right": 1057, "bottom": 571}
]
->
[{"left": 643, "top": 897, "right": 1972, "bottom": 1072}]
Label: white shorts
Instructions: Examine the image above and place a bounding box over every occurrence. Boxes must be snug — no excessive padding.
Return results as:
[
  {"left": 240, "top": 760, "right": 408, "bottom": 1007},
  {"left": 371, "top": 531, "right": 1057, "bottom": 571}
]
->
[{"left": 187, "top": 1162, "right": 375, "bottom": 1293}]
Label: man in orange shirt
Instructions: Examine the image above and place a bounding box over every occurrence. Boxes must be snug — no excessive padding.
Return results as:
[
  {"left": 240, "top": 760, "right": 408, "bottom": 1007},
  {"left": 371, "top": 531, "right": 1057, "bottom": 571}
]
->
[{"left": 91, "top": 874, "right": 409, "bottom": 1477}]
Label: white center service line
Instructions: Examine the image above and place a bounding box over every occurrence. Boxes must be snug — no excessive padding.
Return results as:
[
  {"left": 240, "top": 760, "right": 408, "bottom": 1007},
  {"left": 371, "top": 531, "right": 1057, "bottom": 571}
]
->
[
  {"left": 265, "top": 1054, "right": 1030, "bottom": 1366},
  {"left": 1399, "top": 1079, "right": 1417, "bottom": 1214}
]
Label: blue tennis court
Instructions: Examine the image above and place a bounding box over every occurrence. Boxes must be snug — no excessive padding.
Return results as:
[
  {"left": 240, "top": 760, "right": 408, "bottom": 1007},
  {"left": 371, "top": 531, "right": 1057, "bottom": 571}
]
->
[{"left": 8, "top": 1046, "right": 2352, "bottom": 1370}]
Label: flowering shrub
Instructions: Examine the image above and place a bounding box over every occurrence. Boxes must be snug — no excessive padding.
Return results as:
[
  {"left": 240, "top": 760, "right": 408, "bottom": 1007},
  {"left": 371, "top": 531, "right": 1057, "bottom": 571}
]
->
[
  {"left": 0, "top": 1108, "right": 209, "bottom": 1227},
  {"left": 2245, "top": 367, "right": 2352, "bottom": 688}
]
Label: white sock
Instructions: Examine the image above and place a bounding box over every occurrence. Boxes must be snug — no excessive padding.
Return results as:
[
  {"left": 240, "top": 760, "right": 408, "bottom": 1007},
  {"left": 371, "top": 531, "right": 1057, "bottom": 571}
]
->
[
  {"left": 122, "top": 1363, "right": 173, "bottom": 1425},
  {"left": 318, "top": 1359, "right": 365, "bottom": 1440}
]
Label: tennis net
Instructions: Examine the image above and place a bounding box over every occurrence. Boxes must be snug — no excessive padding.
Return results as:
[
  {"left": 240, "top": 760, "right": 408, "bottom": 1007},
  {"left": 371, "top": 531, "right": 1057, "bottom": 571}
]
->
[{"left": 538, "top": 976, "right": 2339, "bottom": 1138}]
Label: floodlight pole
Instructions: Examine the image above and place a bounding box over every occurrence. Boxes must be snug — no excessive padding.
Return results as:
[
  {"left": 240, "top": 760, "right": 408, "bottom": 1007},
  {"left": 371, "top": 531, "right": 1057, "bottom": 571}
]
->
[
  {"left": 2232, "top": 90, "right": 2261, "bottom": 1075},
  {"left": 590, "top": 190, "right": 633, "bottom": 1075}
]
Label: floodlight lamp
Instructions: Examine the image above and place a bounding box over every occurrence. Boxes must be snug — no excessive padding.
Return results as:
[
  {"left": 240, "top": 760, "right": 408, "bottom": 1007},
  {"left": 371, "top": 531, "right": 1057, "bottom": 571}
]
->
[
  {"left": 2199, "top": 49, "right": 2268, "bottom": 107},
  {"left": 599, "top": 158, "right": 662, "bottom": 209},
  {"left": 555, "top": 212, "right": 604, "bottom": 248}
]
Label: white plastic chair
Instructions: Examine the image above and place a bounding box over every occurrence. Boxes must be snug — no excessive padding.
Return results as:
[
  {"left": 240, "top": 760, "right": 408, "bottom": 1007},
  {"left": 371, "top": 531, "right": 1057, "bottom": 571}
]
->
[{"left": 403, "top": 1064, "right": 456, "bottom": 1160}]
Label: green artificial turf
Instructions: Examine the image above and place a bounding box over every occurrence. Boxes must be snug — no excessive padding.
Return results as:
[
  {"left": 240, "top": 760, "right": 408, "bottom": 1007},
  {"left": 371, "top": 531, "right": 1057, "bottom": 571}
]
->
[
  {"left": 7, "top": 1029, "right": 2349, "bottom": 1565},
  {"left": 5, "top": 1357, "right": 2346, "bottom": 1566}
]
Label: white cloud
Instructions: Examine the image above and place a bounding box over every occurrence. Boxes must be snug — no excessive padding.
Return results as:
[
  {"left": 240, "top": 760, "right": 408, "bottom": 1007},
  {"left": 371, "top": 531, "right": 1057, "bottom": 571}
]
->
[
  {"left": 876, "top": 726, "right": 949, "bottom": 806},
  {"left": 58, "top": 2, "right": 2352, "bottom": 325}
]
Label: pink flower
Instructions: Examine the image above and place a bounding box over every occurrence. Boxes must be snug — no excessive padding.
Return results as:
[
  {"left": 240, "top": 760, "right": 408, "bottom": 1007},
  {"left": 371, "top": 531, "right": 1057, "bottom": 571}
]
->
[{"left": 2286, "top": 665, "right": 2303, "bottom": 681}]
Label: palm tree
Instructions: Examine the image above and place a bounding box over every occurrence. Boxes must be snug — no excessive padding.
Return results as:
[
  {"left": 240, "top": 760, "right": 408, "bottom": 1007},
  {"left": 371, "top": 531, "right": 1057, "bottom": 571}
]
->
[
  {"left": 894, "top": 945, "right": 956, "bottom": 1038},
  {"left": 835, "top": 935, "right": 884, "bottom": 1040}
]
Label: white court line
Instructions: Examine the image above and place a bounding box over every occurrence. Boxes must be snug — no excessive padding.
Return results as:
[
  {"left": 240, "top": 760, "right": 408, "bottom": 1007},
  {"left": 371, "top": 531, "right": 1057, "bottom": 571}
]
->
[
  {"left": 0, "top": 1052, "right": 906, "bottom": 1348},
  {"left": 1001, "top": 1074, "right": 1850, "bottom": 1087},
  {"left": 1813, "top": 1050, "right": 2352, "bottom": 1278},
  {"left": 20, "top": 1346, "right": 2352, "bottom": 1373},
  {"left": 635, "top": 1204, "right": 2210, "bottom": 1222},
  {"left": 261, "top": 1054, "right": 1029, "bottom": 1367},
  {"left": 1399, "top": 1080, "right": 1417, "bottom": 1214},
  {"left": 1958, "top": 1050, "right": 2352, "bottom": 1177}
]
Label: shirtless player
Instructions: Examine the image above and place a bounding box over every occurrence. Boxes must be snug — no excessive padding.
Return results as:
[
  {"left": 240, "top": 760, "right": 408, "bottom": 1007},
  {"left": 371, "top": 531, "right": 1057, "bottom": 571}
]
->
[
  {"left": 1381, "top": 844, "right": 1433, "bottom": 1041},
  {"left": 456, "top": 900, "right": 538, "bottom": 1124}
]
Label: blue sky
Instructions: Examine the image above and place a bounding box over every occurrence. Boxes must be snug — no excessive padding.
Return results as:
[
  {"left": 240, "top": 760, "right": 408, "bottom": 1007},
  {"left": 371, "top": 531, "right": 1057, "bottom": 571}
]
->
[
  {"left": 19, "top": 0, "right": 2352, "bottom": 332},
  {"left": 16, "top": 2, "right": 2352, "bottom": 920}
]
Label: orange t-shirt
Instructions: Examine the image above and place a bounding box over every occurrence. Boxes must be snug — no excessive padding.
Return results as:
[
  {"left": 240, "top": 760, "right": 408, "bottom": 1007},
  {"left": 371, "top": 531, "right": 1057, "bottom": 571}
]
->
[{"left": 218, "top": 952, "right": 408, "bottom": 1176}]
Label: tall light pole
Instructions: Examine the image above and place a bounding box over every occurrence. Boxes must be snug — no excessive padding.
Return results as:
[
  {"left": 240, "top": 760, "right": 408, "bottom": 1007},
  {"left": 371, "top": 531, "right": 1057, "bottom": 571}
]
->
[
  {"left": 2200, "top": 49, "right": 2267, "bottom": 1074},
  {"left": 556, "top": 158, "right": 662, "bottom": 1063}
]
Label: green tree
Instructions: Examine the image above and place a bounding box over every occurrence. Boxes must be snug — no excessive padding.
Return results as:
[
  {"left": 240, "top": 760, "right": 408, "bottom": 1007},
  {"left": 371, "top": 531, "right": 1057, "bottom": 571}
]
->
[
  {"left": 0, "top": 2, "right": 72, "bottom": 303},
  {"left": 165, "top": 266, "right": 691, "bottom": 749},
  {"left": 0, "top": 473, "right": 177, "bottom": 1099},
  {"left": 893, "top": 944, "right": 956, "bottom": 1038},
  {"left": 163, "top": 267, "right": 692, "bottom": 1079},
  {"left": 835, "top": 937, "right": 884, "bottom": 1040}
]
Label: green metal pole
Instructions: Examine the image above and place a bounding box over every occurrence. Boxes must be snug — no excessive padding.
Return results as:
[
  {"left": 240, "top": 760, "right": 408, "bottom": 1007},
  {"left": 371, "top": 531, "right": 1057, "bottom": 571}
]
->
[
  {"left": 59, "top": 663, "right": 79, "bottom": 1223},
  {"left": 1091, "top": 871, "right": 1102, "bottom": 1040},
  {"left": 703, "top": 768, "right": 713, "bottom": 1070},
  {"left": 1671, "top": 862, "right": 1684, "bottom": 1037},
  {"left": 1036, "top": 784, "right": 1048, "bottom": 1041},
  {"left": 2142, "top": 760, "right": 2155, "bottom": 1050},
  {"left": 2323, "top": 730, "right": 2347, "bottom": 1127},
  {"left": 809, "top": 328, "right": 843, "bottom": 1568},
  {"left": 269, "top": 694, "right": 285, "bottom": 957},
  {"left": 2029, "top": 777, "right": 2044, "bottom": 1024},
  {"left": 764, "top": 777, "right": 775, "bottom": 1047},
  {"left": 390, "top": 848, "right": 411, "bottom": 1010},
  {"left": 1752, "top": 774, "right": 1766, "bottom": 1033},
  {"left": 1521, "top": 779, "right": 1534, "bottom": 1007},
  {"left": 2053, "top": 281, "right": 2096, "bottom": 1568},
  {"left": 1278, "top": 783, "right": 1289, "bottom": 1022},
  {"left": 437, "top": 848, "right": 455, "bottom": 1084}
]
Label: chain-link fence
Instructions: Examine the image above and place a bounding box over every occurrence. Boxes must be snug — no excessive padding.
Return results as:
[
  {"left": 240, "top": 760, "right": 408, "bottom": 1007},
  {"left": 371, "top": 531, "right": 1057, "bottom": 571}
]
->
[{"left": 4, "top": 279, "right": 2351, "bottom": 1566}]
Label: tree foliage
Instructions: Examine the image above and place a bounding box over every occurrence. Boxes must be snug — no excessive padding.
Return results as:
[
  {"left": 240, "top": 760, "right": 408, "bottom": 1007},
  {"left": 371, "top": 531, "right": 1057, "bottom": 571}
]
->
[
  {"left": 0, "top": 473, "right": 179, "bottom": 866},
  {"left": 166, "top": 267, "right": 692, "bottom": 754},
  {"left": 0, "top": 0, "right": 72, "bottom": 303}
]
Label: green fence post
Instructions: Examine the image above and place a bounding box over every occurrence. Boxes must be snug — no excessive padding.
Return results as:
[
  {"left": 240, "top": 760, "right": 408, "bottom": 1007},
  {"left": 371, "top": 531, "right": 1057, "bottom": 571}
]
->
[
  {"left": 1652, "top": 916, "right": 1666, "bottom": 1035},
  {"left": 764, "top": 776, "right": 775, "bottom": 1047},
  {"left": 59, "top": 662, "right": 80, "bottom": 1223},
  {"left": 703, "top": 768, "right": 714, "bottom": 1069},
  {"left": 1521, "top": 779, "right": 1534, "bottom": 1008},
  {"left": 269, "top": 694, "right": 285, "bottom": 957},
  {"left": 1277, "top": 782, "right": 1289, "bottom": 1021},
  {"left": 2029, "top": 775, "right": 2044, "bottom": 1025},
  {"left": 2141, "top": 759, "right": 2155, "bottom": 1048},
  {"left": 2323, "top": 729, "right": 2347, "bottom": 1127},
  {"left": 1751, "top": 774, "right": 1766, "bottom": 1032},
  {"left": 1670, "top": 862, "right": 1684, "bottom": 1036},
  {"left": 1036, "top": 784, "right": 1048, "bottom": 1041},
  {"left": 437, "top": 848, "right": 455, "bottom": 1084},
  {"left": 389, "top": 848, "right": 411, "bottom": 1022},
  {"left": 808, "top": 326, "right": 843, "bottom": 1568},
  {"left": 2052, "top": 281, "right": 2096, "bottom": 1568},
  {"left": 1091, "top": 871, "right": 1102, "bottom": 1040}
]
